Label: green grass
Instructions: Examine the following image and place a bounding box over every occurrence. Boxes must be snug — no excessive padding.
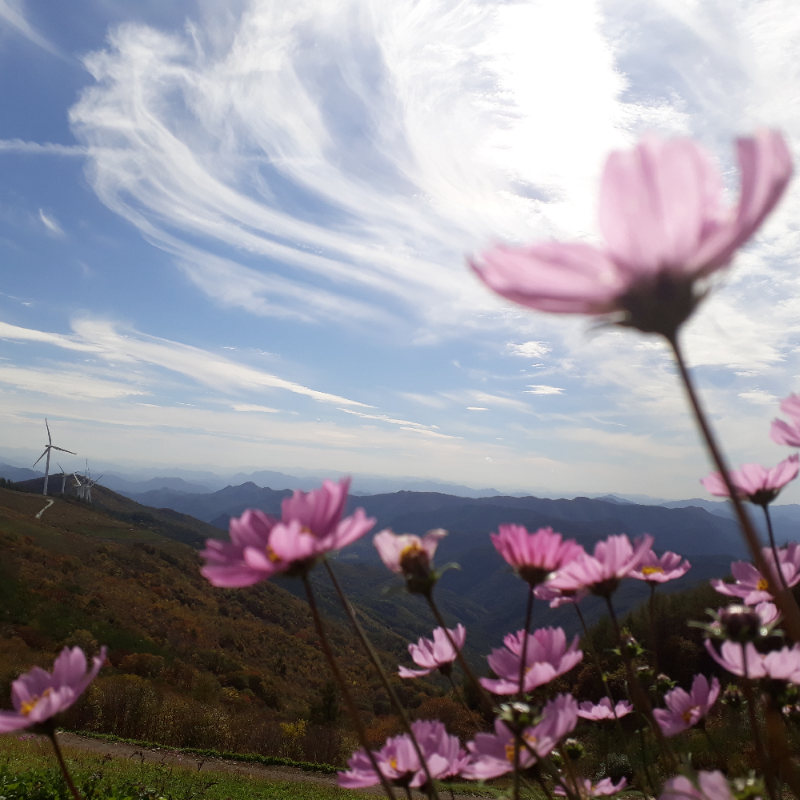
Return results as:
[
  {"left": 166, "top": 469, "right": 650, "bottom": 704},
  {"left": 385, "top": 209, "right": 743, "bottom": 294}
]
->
[{"left": 0, "top": 736, "right": 362, "bottom": 800}]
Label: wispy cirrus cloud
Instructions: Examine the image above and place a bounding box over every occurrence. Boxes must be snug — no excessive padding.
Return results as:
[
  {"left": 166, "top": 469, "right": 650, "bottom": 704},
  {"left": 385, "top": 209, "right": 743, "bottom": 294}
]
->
[
  {"left": 0, "top": 319, "right": 371, "bottom": 407},
  {"left": 0, "top": 0, "right": 63, "bottom": 58}
]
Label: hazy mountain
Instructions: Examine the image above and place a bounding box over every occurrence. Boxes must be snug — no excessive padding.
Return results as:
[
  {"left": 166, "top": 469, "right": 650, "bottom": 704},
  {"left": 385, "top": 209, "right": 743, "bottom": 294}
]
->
[
  {"left": 0, "top": 463, "right": 43, "bottom": 483},
  {"left": 102, "top": 474, "right": 214, "bottom": 496}
]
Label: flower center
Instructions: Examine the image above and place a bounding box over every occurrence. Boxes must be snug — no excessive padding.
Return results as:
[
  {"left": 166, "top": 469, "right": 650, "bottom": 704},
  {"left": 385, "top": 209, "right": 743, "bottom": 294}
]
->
[
  {"left": 681, "top": 705, "right": 699, "bottom": 724},
  {"left": 757, "top": 578, "right": 769, "bottom": 591},
  {"left": 505, "top": 735, "right": 536, "bottom": 763},
  {"left": 642, "top": 566, "right": 664, "bottom": 576},
  {"left": 21, "top": 688, "right": 52, "bottom": 716},
  {"left": 265, "top": 546, "right": 282, "bottom": 563},
  {"left": 389, "top": 757, "right": 398, "bottom": 770},
  {"left": 399, "top": 543, "right": 431, "bottom": 578}
]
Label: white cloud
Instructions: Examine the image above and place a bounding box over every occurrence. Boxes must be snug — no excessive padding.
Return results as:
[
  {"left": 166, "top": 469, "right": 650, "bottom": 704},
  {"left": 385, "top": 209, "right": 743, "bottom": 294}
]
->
[
  {"left": 0, "top": 365, "right": 147, "bottom": 399},
  {"left": 338, "top": 408, "right": 430, "bottom": 428},
  {"left": 38, "top": 209, "right": 64, "bottom": 237},
  {"left": 508, "top": 341, "right": 552, "bottom": 359},
  {"left": 525, "top": 385, "right": 564, "bottom": 396},
  {"left": 233, "top": 404, "right": 281, "bottom": 413},
  {"left": 0, "top": 0, "right": 63, "bottom": 58},
  {"left": 738, "top": 390, "right": 779, "bottom": 406},
  {"left": 467, "top": 406, "right": 489, "bottom": 411},
  {"left": 0, "top": 319, "right": 372, "bottom": 407},
  {"left": 0, "top": 139, "right": 86, "bottom": 155}
]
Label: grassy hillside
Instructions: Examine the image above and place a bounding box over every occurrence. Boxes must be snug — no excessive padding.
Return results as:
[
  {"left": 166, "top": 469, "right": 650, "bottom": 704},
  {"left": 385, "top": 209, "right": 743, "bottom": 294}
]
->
[{"left": 0, "top": 486, "right": 448, "bottom": 762}]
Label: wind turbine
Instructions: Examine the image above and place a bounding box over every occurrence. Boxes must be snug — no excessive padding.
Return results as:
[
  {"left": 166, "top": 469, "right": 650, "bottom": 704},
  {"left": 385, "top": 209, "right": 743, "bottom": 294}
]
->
[
  {"left": 56, "top": 462, "right": 68, "bottom": 494},
  {"left": 83, "top": 460, "right": 102, "bottom": 504},
  {"left": 33, "top": 420, "right": 76, "bottom": 496}
]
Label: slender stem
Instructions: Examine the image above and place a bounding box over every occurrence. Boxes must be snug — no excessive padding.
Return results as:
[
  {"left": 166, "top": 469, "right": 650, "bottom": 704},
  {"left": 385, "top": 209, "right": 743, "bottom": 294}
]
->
[
  {"left": 535, "top": 772, "right": 555, "bottom": 800},
  {"left": 47, "top": 732, "right": 83, "bottom": 800},
  {"left": 573, "top": 605, "right": 647, "bottom": 793},
  {"left": 424, "top": 594, "right": 495, "bottom": 716},
  {"left": 740, "top": 652, "right": 777, "bottom": 800},
  {"left": 668, "top": 335, "right": 800, "bottom": 642},
  {"left": 302, "top": 576, "right": 397, "bottom": 800},
  {"left": 764, "top": 695, "right": 800, "bottom": 799},
  {"left": 637, "top": 725, "right": 656, "bottom": 799},
  {"left": 761, "top": 504, "right": 789, "bottom": 593},
  {"left": 648, "top": 584, "right": 659, "bottom": 675},
  {"left": 517, "top": 587, "right": 535, "bottom": 699},
  {"left": 324, "top": 563, "right": 439, "bottom": 800},
  {"left": 603, "top": 597, "right": 676, "bottom": 770},
  {"left": 404, "top": 786, "right": 413, "bottom": 800}
]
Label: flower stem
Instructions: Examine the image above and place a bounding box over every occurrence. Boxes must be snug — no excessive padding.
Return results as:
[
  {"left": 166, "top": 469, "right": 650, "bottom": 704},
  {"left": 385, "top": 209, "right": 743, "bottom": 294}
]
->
[
  {"left": 761, "top": 504, "right": 789, "bottom": 593},
  {"left": 47, "top": 731, "right": 83, "bottom": 800},
  {"left": 764, "top": 694, "right": 800, "bottom": 798},
  {"left": 323, "top": 562, "right": 439, "bottom": 800},
  {"left": 667, "top": 335, "right": 800, "bottom": 642},
  {"left": 301, "top": 575, "right": 397, "bottom": 800},
  {"left": 517, "top": 587, "right": 535, "bottom": 699},
  {"left": 573, "top": 606, "right": 648, "bottom": 793},
  {"left": 424, "top": 594, "right": 495, "bottom": 717},
  {"left": 648, "top": 584, "right": 659, "bottom": 675},
  {"left": 603, "top": 597, "right": 675, "bottom": 770},
  {"left": 741, "top": 653, "right": 778, "bottom": 800}
]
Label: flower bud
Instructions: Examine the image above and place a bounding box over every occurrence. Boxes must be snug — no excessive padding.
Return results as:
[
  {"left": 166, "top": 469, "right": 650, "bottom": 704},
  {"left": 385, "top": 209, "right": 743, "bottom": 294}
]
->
[
  {"left": 655, "top": 673, "right": 676, "bottom": 694},
  {"left": 719, "top": 605, "right": 761, "bottom": 642},
  {"left": 563, "top": 738, "right": 584, "bottom": 761},
  {"left": 620, "top": 634, "right": 643, "bottom": 659},
  {"left": 721, "top": 683, "right": 744, "bottom": 710}
]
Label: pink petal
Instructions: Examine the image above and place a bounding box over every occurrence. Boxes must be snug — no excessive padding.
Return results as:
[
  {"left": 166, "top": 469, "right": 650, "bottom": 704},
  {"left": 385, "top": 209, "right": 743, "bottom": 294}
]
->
[
  {"left": 599, "top": 137, "right": 724, "bottom": 277},
  {"left": 470, "top": 243, "right": 624, "bottom": 314}
]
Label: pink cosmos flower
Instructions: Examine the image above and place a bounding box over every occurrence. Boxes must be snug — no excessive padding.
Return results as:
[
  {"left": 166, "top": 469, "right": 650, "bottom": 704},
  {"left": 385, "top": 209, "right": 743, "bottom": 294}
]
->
[
  {"left": 711, "top": 544, "right": 800, "bottom": 604},
  {"left": 628, "top": 549, "right": 691, "bottom": 584},
  {"left": 653, "top": 674, "right": 720, "bottom": 737},
  {"left": 660, "top": 772, "right": 735, "bottom": 800},
  {"left": 0, "top": 647, "right": 107, "bottom": 733},
  {"left": 534, "top": 583, "right": 589, "bottom": 608},
  {"left": 480, "top": 627, "right": 582, "bottom": 695},
  {"left": 373, "top": 528, "right": 447, "bottom": 593},
  {"left": 200, "top": 478, "right": 375, "bottom": 586},
  {"left": 471, "top": 131, "right": 791, "bottom": 338},
  {"left": 490, "top": 525, "right": 585, "bottom": 586},
  {"left": 338, "top": 719, "right": 468, "bottom": 789},
  {"left": 398, "top": 625, "right": 466, "bottom": 678},
  {"left": 577, "top": 697, "right": 633, "bottom": 721},
  {"left": 545, "top": 534, "right": 654, "bottom": 598},
  {"left": 704, "top": 639, "right": 800, "bottom": 682},
  {"left": 701, "top": 455, "right": 799, "bottom": 506},
  {"left": 461, "top": 694, "right": 578, "bottom": 780},
  {"left": 771, "top": 394, "right": 800, "bottom": 447},
  {"left": 555, "top": 777, "right": 628, "bottom": 798}
]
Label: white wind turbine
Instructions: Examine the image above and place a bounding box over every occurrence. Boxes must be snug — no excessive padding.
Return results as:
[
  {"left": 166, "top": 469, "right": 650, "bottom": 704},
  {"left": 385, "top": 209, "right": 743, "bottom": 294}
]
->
[
  {"left": 56, "top": 462, "right": 68, "bottom": 494},
  {"left": 74, "top": 460, "right": 101, "bottom": 503},
  {"left": 33, "top": 420, "right": 76, "bottom": 496}
]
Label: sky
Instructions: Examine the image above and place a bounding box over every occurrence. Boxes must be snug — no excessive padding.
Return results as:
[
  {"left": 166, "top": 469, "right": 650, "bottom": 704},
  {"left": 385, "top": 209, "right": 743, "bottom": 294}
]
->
[{"left": 1, "top": 0, "right": 800, "bottom": 499}]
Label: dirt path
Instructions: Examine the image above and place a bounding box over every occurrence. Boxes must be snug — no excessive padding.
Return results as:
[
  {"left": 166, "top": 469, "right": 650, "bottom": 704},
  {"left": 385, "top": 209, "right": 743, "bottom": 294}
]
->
[{"left": 56, "top": 732, "right": 482, "bottom": 799}]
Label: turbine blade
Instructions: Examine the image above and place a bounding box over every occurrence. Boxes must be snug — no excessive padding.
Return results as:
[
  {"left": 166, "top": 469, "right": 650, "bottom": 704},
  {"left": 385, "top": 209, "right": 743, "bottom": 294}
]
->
[
  {"left": 51, "top": 447, "right": 76, "bottom": 455},
  {"left": 46, "top": 418, "right": 51, "bottom": 444},
  {"left": 33, "top": 448, "right": 48, "bottom": 467}
]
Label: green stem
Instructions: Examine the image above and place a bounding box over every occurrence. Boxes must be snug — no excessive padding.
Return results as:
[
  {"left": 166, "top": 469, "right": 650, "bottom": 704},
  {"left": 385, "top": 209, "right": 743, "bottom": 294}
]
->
[
  {"left": 604, "top": 596, "right": 675, "bottom": 771},
  {"left": 324, "top": 563, "right": 438, "bottom": 800},
  {"left": 761, "top": 504, "right": 789, "bottom": 593},
  {"left": 740, "top": 656, "right": 777, "bottom": 800},
  {"left": 648, "top": 584, "right": 659, "bottom": 675},
  {"left": 47, "top": 732, "right": 83, "bottom": 800},
  {"left": 668, "top": 335, "right": 800, "bottom": 642},
  {"left": 424, "top": 594, "right": 495, "bottom": 717},
  {"left": 302, "top": 576, "right": 397, "bottom": 800},
  {"left": 517, "top": 587, "right": 535, "bottom": 699}
]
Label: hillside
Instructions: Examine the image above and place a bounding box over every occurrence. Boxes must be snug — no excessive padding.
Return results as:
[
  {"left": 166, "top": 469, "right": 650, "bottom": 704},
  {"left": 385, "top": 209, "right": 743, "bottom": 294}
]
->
[{"left": 0, "top": 485, "right": 456, "bottom": 760}]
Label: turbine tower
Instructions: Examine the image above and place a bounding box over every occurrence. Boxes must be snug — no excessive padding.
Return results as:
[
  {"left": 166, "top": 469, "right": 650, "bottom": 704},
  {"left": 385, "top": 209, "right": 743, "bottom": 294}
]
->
[
  {"left": 83, "top": 460, "right": 102, "bottom": 504},
  {"left": 33, "top": 420, "right": 76, "bottom": 496},
  {"left": 56, "top": 462, "right": 68, "bottom": 494}
]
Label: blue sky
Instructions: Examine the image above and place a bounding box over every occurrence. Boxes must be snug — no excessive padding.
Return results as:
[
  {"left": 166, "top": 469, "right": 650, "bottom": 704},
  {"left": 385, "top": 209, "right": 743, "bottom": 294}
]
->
[{"left": 2, "top": 0, "right": 800, "bottom": 499}]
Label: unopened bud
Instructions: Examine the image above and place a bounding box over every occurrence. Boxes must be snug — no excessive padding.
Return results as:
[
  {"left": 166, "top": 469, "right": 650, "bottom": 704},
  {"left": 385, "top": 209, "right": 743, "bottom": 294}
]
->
[
  {"left": 719, "top": 605, "right": 761, "bottom": 642},
  {"left": 563, "top": 738, "right": 584, "bottom": 761},
  {"left": 722, "top": 684, "right": 744, "bottom": 710},
  {"left": 655, "top": 673, "right": 676, "bottom": 694}
]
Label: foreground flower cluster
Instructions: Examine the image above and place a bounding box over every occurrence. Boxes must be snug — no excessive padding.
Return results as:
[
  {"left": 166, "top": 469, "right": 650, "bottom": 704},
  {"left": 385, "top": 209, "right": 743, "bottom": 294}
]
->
[{"left": 3, "top": 128, "right": 799, "bottom": 800}]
